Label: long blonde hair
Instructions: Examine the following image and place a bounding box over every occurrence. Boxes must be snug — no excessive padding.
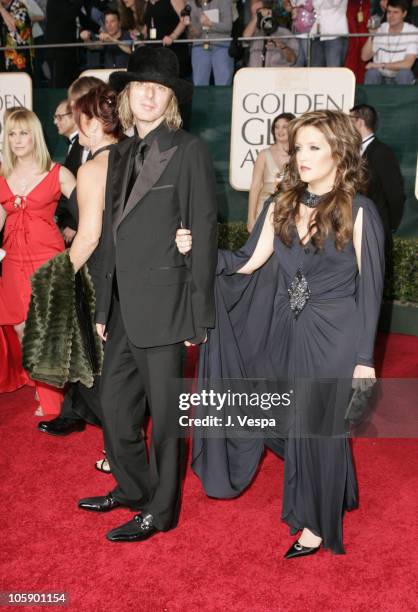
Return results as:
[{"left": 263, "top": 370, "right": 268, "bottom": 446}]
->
[
  {"left": 2, "top": 109, "right": 51, "bottom": 178},
  {"left": 273, "top": 110, "right": 367, "bottom": 251},
  {"left": 117, "top": 82, "right": 182, "bottom": 132}
]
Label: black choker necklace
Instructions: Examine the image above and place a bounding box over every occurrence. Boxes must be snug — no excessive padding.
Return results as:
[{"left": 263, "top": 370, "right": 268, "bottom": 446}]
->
[{"left": 300, "top": 189, "right": 333, "bottom": 208}]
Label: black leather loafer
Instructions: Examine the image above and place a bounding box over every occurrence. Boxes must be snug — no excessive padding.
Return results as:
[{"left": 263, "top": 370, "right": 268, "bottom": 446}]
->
[
  {"left": 284, "top": 540, "right": 321, "bottom": 559},
  {"left": 38, "top": 417, "right": 85, "bottom": 436},
  {"left": 106, "top": 514, "right": 159, "bottom": 542},
  {"left": 78, "top": 492, "right": 121, "bottom": 512}
]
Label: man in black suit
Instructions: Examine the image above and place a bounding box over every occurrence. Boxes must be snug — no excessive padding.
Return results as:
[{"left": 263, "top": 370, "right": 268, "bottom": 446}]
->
[
  {"left": 53, "top": 99, "right": 81, "bottom": 242},
  {"left": 350, "top": 104, "right": 405, "bottom": 242},
  {"left": 78, "top": 47, "right": 218, "bottom": 542}
]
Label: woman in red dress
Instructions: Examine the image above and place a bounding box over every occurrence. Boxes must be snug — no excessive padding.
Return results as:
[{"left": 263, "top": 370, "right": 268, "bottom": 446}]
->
[
  {"left": 345, "top": 0, "right": 371, "bottom": 84},
  {"left": 0, "top": 108, "right": 76, "bottom": 414}
]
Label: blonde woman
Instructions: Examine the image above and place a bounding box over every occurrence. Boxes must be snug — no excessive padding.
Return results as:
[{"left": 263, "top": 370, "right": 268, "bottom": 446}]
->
[
  {"left": 247, "top": 112, "right": 295, "bottom": 232},
  {"left": 0, "top": 109, "right": 75, "bottom": 414}
]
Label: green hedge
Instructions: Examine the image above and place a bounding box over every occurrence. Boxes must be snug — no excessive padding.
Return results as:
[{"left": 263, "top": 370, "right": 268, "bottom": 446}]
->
[{"left": 218, "top": 223, "right": 418, "bottom": 305}]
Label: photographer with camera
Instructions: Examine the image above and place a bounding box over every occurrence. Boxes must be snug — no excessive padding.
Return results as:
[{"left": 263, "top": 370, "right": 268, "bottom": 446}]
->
[
  {"left": 188, "top": 0, "right": 234, "bottom": 85},
  {"left": 80, "top": 8, "right": 132, "bottom": 68},
  {"left": 243, "top": 0, "right": 298, "bottom": 67},
  {"left": 361, "top": 0, "right": 417, "bottom": 84}
]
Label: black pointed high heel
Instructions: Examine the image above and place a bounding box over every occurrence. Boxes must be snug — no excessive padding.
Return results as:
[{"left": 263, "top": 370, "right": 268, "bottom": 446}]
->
[{"left": 284, "top": 539, "right": 321, "bottom": 559}]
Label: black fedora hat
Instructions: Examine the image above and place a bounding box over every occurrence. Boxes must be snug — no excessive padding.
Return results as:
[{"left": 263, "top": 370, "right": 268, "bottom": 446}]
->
[{"left": 109, "top": 46, "right": 193, "bottom": 104}]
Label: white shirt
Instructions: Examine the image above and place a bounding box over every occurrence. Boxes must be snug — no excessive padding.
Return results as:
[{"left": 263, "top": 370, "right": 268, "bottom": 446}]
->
[
  {"left": 81, "top": 148, "right": 89, "bottom": 164},
  {"left": 361, "top": 134, "right": 375, "bottom": 156},
  {"left": 312, "top": 0, "right": 348, "bottom": 41},
  {"left": 68, "top": 131, "right": 78, "bottom": 153},
  {"left": 372, "top": 22, "right": 418, "bottom": 77}
]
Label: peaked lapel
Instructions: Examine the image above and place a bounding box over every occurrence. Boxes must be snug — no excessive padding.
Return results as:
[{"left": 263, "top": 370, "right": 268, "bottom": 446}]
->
[
  {"left": 111, "top": 137, "right": 135, "bottom": 241},
  {"left": 116, "top": 128, "right": 178, "bottom": 231}
]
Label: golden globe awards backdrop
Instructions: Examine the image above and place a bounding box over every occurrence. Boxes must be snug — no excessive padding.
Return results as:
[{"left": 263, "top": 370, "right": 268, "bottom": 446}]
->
[
  {"left": 230, "top": 68, "right": 356, "bottom": 191},
  {"left": 0, "top": 73, "right": 33, "bottom": 154}
]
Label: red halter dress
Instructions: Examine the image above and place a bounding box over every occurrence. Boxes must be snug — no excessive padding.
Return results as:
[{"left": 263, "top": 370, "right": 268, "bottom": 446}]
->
[{"left": 0, "top": 163, "right": 65, "bottom": 414}]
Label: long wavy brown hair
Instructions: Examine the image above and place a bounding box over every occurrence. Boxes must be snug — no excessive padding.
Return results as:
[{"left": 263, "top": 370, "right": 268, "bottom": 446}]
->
[
  {"left": 273, "top": 110, "right": 367, "bottom": 251},
  {"left": 118, "top": 0, "right": 147, "bottom": 29}
]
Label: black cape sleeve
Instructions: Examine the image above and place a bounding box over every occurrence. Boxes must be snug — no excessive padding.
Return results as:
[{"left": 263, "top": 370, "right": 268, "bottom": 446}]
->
[
  {"left": 191, "top": 201, "right": 280, "bottom": 498},
  {"left": 353, "top": 195, "right": 385, "bottom": 368}
]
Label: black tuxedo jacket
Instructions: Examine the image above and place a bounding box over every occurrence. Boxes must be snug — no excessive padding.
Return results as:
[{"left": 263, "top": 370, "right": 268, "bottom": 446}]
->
[
  {"left": 363, "top": 138, "right": 405, "bottom": 237},
  {"left": 65, "top": 137, "right": 84, "bottom": 176},
  {"left": 56, "top": 136, "right": 84, "bottom": 230},
  {"left": 95, "top": 124, "right": 218, "bottom": 348}
]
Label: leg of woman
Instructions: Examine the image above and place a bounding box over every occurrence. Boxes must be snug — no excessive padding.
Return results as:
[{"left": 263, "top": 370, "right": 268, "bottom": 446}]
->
[
  {"left": 13, "top": 322, "right": 63, "bottom": 415},
  {"left": 282, "top": 436, "right": 357, "bottom": 554},
  {"left": 212, "top": 44, "right": 234, "bottom": 86},
  {"left": 299, "top": 527, "right": 322, "bottom": 547},
  {"left": 13, "top": 321, "right": 25, "bottom": 342},
  {"left": 36, "top": 382, "right": 64, "bottom": 416},
  {"left": 191, "top": 45, "right": 212, "bottom": 86},
  {"left": 0, "top": 326, "right": 27, "bottom": 392}
]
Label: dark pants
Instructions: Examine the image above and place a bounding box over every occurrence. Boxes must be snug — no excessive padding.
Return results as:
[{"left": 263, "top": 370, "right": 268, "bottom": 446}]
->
[
  {"left": 100, "top": 299, "right": 186, "bottom": 531},
  {"left": 48, "top": 49, "right": 79, "bottom": 88},
  {"left": 60, "top": 378, "right": 102, "bottom": 426}
]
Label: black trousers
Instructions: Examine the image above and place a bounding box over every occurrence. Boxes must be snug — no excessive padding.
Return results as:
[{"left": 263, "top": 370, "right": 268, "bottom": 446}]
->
[
  {"left": 100, "top": 299, "right": 186, "bottom": 531},
  {"left": 48, "top": 50, "right": 79, "bottom": 88},
  {"left": 60, "top": 378, "right": 102, "bottom": 426}
]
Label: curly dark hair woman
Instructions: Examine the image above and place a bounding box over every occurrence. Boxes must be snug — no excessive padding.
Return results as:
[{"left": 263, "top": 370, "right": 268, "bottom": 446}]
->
[{"left": 176, "top": 109, "right": 385, "bottom": 559}]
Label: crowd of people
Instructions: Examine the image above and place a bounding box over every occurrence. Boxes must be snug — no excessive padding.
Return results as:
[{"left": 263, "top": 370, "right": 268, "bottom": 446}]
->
[
  {"left": 0, "top": 37, "right": 409, "bottom": 557},
  {"left": 1, "top": 0, "right": 417, "bottom": 86}
]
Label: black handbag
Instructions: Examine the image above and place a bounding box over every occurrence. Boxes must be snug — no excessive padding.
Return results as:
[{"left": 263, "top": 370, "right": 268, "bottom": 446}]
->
[{"left": 345, "top": 382, "right": 375, "bottom": 425}]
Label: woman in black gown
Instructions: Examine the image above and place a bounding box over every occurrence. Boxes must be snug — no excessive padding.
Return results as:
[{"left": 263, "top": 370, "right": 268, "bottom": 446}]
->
[{"left": 176, "top": 110, "right": 385, "bottom": 558}]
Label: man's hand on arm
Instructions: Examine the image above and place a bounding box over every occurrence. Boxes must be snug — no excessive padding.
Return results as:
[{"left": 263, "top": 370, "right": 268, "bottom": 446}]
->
[
  {"left": 185, "top": 328, "right": 207, "bottom": 347},
  {"left": 63, "top": 227, "right": 77, "bottom": 244},
  {"left": 96, "top": 323, "right": 107, "bottom": 342}
]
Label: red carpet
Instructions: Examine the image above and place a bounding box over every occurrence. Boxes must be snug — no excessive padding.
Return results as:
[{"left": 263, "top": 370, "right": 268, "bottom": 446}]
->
[{"left": 1, "top": 333, "right": 417, "bottom": 611}]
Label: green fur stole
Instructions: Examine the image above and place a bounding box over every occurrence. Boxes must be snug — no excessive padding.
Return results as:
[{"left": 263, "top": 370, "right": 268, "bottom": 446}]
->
[{"left": 22, "top": 251, "right": 103, "bottom": 388}]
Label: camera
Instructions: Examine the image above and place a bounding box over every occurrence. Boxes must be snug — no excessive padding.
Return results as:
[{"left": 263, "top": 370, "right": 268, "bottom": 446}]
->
[
  {"left": 256, "top": 4, "right": 279, "bottom": 36},
  {"left": 181, "top": 4, "right": 192, "bottom": 26},
  {"left": 90, "top": 32, "right": 100, "bottom": 42},
  {"left": 367, "top": 14, "right": 382, "bottom": 30}
]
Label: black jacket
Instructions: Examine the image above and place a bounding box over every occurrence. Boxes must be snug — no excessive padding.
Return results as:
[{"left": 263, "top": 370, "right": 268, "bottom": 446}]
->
[
  {"left": 46, "top": 0, "right": 101, "bottom": 44},
  {"left": 56, "top": 136, "right": 84, "bottom": 231},
  {"left": 363, "top": 138, "right": 405, "bottom": 237},
  {"left": 65, "top": 136, "right": 85, "bottom": 176},
  {"left": 95, "top": 124, "right": 218, "bottom": 348}
]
